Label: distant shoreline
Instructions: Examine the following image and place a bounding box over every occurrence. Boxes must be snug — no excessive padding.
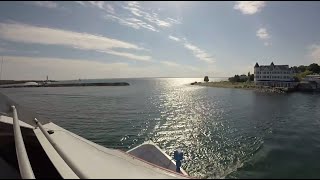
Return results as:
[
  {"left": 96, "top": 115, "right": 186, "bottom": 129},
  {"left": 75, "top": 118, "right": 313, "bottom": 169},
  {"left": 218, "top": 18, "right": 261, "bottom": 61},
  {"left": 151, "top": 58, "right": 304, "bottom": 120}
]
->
[
  {"left": 0, "top": 82, "right": 130, "bottom": 88},
  {"left": 191, "top": 81, "right": 290, "bottom": 93},
  {"left": 0, "top": 80, "right": 58, "bottom": 85}
]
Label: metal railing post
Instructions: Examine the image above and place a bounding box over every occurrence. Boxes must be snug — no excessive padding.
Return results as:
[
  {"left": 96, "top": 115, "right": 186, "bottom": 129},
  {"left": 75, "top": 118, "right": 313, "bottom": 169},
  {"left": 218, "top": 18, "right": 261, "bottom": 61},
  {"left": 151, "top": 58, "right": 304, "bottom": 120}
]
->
[
  {"left": 11, "top": 105, "right": 35, "bottom": 179},
  {"left": 34, "top": 118, "right": 88, "bottom": 179}
]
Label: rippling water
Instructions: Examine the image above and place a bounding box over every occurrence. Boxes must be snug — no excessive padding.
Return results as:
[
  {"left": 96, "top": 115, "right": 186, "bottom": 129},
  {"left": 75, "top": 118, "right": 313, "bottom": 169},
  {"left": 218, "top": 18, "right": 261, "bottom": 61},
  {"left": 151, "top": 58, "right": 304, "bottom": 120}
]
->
[{"left": 2, "top": 78, "right": 320, "bottom": 178}]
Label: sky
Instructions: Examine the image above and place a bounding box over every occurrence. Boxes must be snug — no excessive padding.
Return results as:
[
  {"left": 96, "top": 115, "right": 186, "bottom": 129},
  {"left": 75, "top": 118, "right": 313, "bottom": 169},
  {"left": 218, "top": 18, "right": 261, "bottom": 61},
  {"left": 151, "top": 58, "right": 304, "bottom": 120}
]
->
[{"left": 0, "top": 1, "right": 320, "bottom": 80}]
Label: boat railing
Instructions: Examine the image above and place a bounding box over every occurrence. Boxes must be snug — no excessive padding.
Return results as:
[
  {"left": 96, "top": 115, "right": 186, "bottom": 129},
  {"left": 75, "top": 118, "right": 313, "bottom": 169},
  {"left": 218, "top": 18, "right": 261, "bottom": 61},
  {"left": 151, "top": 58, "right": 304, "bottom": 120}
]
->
[
  {"left": 34, "top": 118, "right": 86, "bottom": 179},
  {"left": 11, "top": 105, "right": 35, "bottom": 179}
]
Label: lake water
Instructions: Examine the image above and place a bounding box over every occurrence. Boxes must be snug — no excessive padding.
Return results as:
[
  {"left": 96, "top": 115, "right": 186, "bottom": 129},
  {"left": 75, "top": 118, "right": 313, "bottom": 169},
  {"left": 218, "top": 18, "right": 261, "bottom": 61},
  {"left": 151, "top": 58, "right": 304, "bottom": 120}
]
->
[{"left": 1, "top": 78, "right": 320, "bottom": 178}]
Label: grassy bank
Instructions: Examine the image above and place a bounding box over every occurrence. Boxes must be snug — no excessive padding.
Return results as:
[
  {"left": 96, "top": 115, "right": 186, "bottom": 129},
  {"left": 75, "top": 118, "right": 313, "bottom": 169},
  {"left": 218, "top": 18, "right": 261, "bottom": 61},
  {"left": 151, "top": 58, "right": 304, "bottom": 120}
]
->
[
  {"left": 191, "top": 81, "right": 290, "bottom": 93},
  {"left": 193, "top": 81, "right": 256, "bottom": 89}
]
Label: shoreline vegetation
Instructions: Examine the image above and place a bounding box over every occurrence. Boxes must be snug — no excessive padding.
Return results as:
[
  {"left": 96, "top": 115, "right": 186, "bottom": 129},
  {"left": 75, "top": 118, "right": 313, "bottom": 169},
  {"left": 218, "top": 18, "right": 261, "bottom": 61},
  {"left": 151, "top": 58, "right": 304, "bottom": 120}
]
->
[
  {"left": 191, "top": 81, "right": 290, "bottom": 93},
  {"left": 192, "top": 62, "right": 320, "bottom": 93}
]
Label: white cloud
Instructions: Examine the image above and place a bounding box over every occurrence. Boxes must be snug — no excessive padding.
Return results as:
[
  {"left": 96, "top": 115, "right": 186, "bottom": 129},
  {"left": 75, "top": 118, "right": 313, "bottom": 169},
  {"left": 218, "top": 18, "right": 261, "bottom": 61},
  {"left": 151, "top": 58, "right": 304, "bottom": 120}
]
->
[
  {"left": 88, "top": 1, "right": 104, "bottom": 9},
  {"left": 76, "top": 1, "right": 114, "bottom": 13},
  {"left": 0, "top": 22, "right": 151, "bottom": 61},
  {"left": 0, "top": 47, "right": 39, "bottom": 54},
  {"left": 308, "top": 44, "right": 320, "bottom": 63},
  {"left": 106, "top": 4, "right": 115, "bottom": 14},
  {"left": 1, "top": 56, "right": 130, "bottom": 80},
  {"left": 75, "top": 1, "right": 86, "bottom": 6},
  {"left": 103, "top": 1, "right": 180, "bottom": 32},
  {"left": 256, "top": 28, "right": 270, "bottom": 39},
  {"left": 104, "top": 15, "right": 158, "bottom": 32},
  {"left": 168, "top": 35, "right": 180, "bottom": 42},
  {"left": 99, "top": 50, "right": 151, "bottom": 62},
  {"left": 159, "top": 61, "right": 202, "bottom": 73},
  {"left": 234, "top": 1, "right": 266, "bottom": 15},
  {"left": 160, "top": 61, "right": 179, "bottom": 67},
  {"left": 1, "top": 56, "right": 202, "bottom": 80},
  {"left": 256, "top": 28, "right": 271, "bottom": 46},
  {"left": 28, "top": 1, "right": 58, "bottom": 9},
  {"left": 167, "top": 36, "right": 215, "bottom": 63},
  {"left": 166, "top": 18, "right": 182, "bottom": 25},
  {"left": 184, "top": 42, "right": 215, "bottom": 63}
]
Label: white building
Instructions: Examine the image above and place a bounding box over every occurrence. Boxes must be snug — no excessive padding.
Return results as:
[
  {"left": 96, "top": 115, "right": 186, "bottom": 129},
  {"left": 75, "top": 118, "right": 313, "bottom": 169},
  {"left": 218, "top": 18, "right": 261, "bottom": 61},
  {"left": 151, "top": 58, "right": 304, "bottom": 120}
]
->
[{"left": 254, "top": 62, "right": 297, "bottom": 88}]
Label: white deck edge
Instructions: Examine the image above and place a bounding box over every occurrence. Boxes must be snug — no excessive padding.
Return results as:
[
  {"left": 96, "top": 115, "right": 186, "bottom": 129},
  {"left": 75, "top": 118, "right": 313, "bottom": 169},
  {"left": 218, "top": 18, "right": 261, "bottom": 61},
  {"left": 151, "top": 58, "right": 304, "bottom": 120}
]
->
[
  {"left": 33, "top": 128, "right": 79, "bottom": 179},
  {"left": 0, "top": 115, "right": 34, "bottom": 129},
  {"left": 42, "top": 122, "right": 189, "bottom": 179}
]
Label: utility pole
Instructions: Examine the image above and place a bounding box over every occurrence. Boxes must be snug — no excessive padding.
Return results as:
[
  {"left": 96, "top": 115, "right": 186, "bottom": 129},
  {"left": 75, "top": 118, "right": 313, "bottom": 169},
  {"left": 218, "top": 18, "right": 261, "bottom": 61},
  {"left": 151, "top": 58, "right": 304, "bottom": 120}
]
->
[{"left": 0, "top": 56, "right": 3, "bottom": 81}]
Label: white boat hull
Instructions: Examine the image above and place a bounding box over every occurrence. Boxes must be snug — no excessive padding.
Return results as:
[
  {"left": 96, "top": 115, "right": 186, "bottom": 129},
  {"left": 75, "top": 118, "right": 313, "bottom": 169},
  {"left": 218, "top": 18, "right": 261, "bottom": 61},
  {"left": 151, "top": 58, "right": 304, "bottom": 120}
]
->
[{"left": 0, "top": 115, "right": 190, "bottom": 179}]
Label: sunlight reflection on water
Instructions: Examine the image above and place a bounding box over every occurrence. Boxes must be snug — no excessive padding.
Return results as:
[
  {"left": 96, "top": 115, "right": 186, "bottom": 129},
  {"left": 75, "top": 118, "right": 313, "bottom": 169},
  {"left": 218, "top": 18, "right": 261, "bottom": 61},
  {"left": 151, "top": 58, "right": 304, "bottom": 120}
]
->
[{"left": 3, "top": 78, "right": 320, "bottom": 179}]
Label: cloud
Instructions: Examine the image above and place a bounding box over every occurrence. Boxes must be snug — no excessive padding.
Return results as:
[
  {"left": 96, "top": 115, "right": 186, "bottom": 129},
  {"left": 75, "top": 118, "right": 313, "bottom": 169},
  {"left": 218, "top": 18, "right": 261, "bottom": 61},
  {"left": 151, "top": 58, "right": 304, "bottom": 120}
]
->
[
  {"left": 0, "top": 47, "right": 39, "bottom": 54},
  {"left": 256, "top": 28, "right": 271, "bottom": 46},
  {"left": 88, "top": 1, "right": 104, "bottom": 9},
  {"left": 159, "top": 61, "right": 202, "bottom": 73},
  {"left": 256, "top": 28, "right": 270, "bottom": 39},
  {"left": 103, "top": 1, "right": 180, "bottom": 32},
  {"left": 234, "top": 1, "right": 266, "bottom": 15},
  {"left": 104, "top": 15, "right": 158, "bottom": 32},
  {"left": 166, "top": 18, "right": 182, "bottom": 25},
  {"left": 0, "top": 22, "right": 151, "bottom": 61},
  {"left": 168, "top": 35, "right": 180, "bottom": 42},
  {"left": 106, "top": 4, "right": 115, "bottom": 14},
  {"left": 1, "top": 55, "right": 130, "bottom": 80},
  {"left": 167, "top": 36, "right": 215, "bottom": 63},
  {"left": 1, "top": 56, "right": 201, "bottom": 80},
  {"left": 99, "top": 49, "right": 151, "bottom": 61},
  {"left": 184, "top": 42, "right": 215, "bottom": 63},
  {"left": 27, "top": 1, "right": 58, "bottom": 9},
  {"left": 160, "top": 61, "right": 179, "bottom": 67},
  {"left": 308, "top": 44, "right": 320, "bottom": 63},
  {"left": 76, "top": 1, "right": 114, "bottom": 14},
  {"left": 75, "top": 1, "right": 86, "bottom": 6}
]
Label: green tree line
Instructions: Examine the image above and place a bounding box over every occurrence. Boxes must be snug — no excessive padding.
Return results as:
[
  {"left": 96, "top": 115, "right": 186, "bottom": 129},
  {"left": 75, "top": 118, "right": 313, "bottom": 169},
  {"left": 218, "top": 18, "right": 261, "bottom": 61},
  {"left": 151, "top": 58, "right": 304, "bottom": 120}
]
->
[{"left": 292, "top": 63, "right": 320, "bottom": 81}]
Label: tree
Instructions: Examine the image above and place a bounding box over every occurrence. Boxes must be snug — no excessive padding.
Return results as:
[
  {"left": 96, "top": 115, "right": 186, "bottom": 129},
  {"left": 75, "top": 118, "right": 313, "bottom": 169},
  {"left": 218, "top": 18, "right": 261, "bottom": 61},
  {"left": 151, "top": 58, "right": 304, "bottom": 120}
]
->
[
  {"left": 250, "top": 74, "right": 254, "bottom": 81},
  {"left": 292, "top": 66, "right": 299, "bottom": 73},
  {"left": 228, "top": 77, "right": 235, "bottom": 82},
  {"left": 298, "top": 65, "right": 307, "bottom": 73},
  {"left": 204, "top": 76, "right": 209, "bottom": 82},
  {"left": 296, "top": 70, "right": 313, "bottom": 81},
  {"left": 234, "top": 75, "right": 240, "bottom": 82},
  {"left": 307, "top": 63, "right": 320, "bottom": 74},
  {"left": 293, "top": 76, "right": 299, "bottom": 82}
]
